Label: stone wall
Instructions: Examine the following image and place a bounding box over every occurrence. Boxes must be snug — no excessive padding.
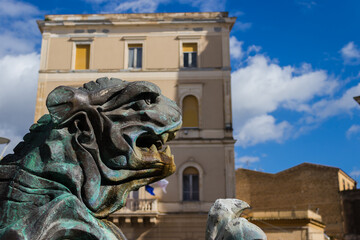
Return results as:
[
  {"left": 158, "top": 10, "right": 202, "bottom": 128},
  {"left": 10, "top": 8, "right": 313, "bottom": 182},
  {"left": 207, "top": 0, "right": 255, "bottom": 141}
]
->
[
  {"left": 236, "top": 163, "right": 356, "bottom": 239},
  {"left": 341, "top": 189, "right": 360, "bottom": 239}
]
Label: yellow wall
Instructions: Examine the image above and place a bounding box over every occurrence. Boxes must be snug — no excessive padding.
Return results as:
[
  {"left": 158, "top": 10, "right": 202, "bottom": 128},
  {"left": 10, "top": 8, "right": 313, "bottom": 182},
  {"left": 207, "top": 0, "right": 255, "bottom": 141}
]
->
[{"left": 338, "top": 171, "right": 356, "bottom": 191}]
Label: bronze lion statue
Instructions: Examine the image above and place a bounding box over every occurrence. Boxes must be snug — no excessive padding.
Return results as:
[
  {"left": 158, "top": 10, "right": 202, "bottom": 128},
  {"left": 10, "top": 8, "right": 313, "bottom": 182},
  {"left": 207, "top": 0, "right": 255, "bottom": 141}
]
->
[{"left": 0, "top": 77, "right": 181, "bottom": 240}]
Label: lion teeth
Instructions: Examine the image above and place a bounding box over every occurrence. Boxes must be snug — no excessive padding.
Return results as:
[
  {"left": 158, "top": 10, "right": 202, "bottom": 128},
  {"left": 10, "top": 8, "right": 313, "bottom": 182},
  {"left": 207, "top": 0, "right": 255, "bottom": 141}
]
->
[
  {"left": 164, "top": 145, "right": 171, "bottom": 156},
  {"left": 134, "top": 146, "right": 143, "bottom": 157},
  {"left": 150, "top": 144, "right": 158, "bottom": 152},
  {"left": 161, "top": 133, "right": 169, "bottom": 143}
]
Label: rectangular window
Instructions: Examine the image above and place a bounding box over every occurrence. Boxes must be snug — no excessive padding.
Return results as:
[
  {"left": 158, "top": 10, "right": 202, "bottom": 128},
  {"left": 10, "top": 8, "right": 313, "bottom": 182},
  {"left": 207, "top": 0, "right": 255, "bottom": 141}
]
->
[
  {"left": 183, "top": 43, "right": 197, "bottom": 68},
  {"left": 128, "top": 44, "right": 142, "bottom": 68},
  {"left": 75, "top": 44, "right": 90, "bottom": 70}
]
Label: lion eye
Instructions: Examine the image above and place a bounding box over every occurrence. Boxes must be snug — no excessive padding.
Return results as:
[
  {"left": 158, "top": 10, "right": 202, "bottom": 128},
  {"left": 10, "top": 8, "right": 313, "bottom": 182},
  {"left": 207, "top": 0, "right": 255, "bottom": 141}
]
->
[{"left": 144, "top": 98, "right": 152, "bottom": 105}]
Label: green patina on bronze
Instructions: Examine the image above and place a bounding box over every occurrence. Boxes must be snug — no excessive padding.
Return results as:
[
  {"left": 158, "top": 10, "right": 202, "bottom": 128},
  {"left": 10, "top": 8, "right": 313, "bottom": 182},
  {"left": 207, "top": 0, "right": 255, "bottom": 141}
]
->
[{"left": 0, "top": 77, "right": 182, "bottom": 240}]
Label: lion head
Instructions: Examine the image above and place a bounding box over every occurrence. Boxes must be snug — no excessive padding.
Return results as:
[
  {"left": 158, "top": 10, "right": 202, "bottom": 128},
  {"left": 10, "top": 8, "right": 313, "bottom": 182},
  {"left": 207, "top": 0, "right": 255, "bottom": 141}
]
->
[{"left": 1, "top": 77, "right": 181, "bottom": 220}]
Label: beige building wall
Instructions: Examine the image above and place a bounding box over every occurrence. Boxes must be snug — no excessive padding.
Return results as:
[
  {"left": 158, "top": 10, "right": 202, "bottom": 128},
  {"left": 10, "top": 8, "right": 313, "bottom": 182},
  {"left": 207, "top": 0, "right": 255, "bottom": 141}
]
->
[
  {"left": 200, "top": 35, "right": 223, "bottom": 68},
  {"left": 111, "top": 214, "right": 208, "bottom": 240},
  {"left": 247, "top": 209, "right": 326, "bottom": 240},
  {"left": 146, "top": 36, "right": 179, "bottom": 70},
  {"left": 47, "top": 38, "right": 72, "bottom": 70},
  {"left": 93, "top": 37, "right": 124, "bottom": 69},
  {"left": 35, "top": 12, "right": 236, "bottom": 239}
]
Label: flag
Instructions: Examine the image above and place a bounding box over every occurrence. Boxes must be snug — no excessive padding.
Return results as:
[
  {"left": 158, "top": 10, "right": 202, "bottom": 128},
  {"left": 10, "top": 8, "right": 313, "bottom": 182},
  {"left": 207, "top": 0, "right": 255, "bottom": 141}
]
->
[
  {"left": 151, "top": 179, "right": 169, "bottom": 194},
  {"left": 145, "top": 185, "right": 155, "bottom": 196}
]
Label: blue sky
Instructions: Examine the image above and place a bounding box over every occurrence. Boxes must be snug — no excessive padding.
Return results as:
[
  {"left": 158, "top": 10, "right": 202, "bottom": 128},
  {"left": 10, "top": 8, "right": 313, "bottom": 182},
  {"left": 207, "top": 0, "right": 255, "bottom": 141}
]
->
[{"left": 0, "top": 0, "right": 360, "bottom": 182}]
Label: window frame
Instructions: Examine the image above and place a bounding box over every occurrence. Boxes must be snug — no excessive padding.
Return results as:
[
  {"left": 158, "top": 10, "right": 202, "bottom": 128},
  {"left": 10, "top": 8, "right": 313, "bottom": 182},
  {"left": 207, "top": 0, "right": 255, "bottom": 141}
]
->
[
  {"left": 178, "top": 161, "right": 203, "bottom": 202},
  {"left": 123, "top": 36, "right": 146, "bottom": 70},
  {"left": 182, "top": 43, "right": 198, "bottom": 68},
  {"left": 183, "top": 168, "right": 200, "bottom": 201},
  {"left": 127, "top": 44, "right": 143, "bottom": 69},
  {"left": 177, "top": 36, "right": 201, "bottom": 69},
  {"left": 178, "top": 84, "right": 203, "bottom": 130}
]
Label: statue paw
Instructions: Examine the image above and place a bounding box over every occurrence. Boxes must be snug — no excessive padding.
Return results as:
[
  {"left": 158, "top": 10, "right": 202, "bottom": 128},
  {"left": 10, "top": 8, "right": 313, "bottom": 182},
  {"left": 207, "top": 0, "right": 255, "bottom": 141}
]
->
[{"left": 206, "top": 199, "right": 266, "bottom": 240}]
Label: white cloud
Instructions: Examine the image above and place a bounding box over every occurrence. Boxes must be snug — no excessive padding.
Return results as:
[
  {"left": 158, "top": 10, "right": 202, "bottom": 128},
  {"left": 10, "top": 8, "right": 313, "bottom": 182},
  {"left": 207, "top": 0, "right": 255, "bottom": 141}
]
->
[
  {"left": 231, "top": 11, "right": 244, "bottom": 17},
  {"left": 114, "top": 0, "right": 167, "bottom": 13},
  {"left": 87, "top": 0, "right": 225, "bottom": 13},
  {"left": 341, "top": 41, "right": 360, "bottom": 65},
  {"left": 0, "top": 1, "right": 40, "bottom": 57},
  {"left": 84, "top": 0, "right": 106, "bottom": 3},
  {"left": 179, "top": 0, "right": 225, "bottom": 12},
  {"left": 247, "top": 45, "right": 261, "bottom": 55},
  {"left": 235, "top": 115, "right": 292, "bottom": 147},
  {"left": 237, "top": 156, "right": 259, "bottom": 164},
  {"left": 309, "top": 82, "right": 360, "bottom": 121},
  {"left": 232, "top": 54, "right": 336, "bottom": 119},
  {"left": 0, "top": 0, "right": 41, "bottom": 156},
  {"left": 235, "top": 155, "right": 260, "bottom": 169},
  {"left": 0, "top": 128, "right": 23, "bottom": 158},
  {"left": 230, "top": 45, "right": 339, "bottom": 147},
  {"left": 0, "top": 53, "right": 40, "bottom": 155},
  {"left": 295, "top": 0, "right": 317, "bottom": 9},
  {"left": 230, "top": 36, "right": 244, "bottom": 60},
  {"left": 350, "top": 169, "right": 360, "bottom": 179},
  {"left": 230, "top": 47, "right": 360, "bottom": 146},
  {"left": 346, "top": 125, "right": 360, "bottom": 139},
  {"left": 0, "top": 0, "right": 40, "bottom": 18},
  {"left": 234, "top": 21, "right": 252, "bottom": 31},
  {"left": 0, "top": 32, "right": 36, "bottom": 56}
]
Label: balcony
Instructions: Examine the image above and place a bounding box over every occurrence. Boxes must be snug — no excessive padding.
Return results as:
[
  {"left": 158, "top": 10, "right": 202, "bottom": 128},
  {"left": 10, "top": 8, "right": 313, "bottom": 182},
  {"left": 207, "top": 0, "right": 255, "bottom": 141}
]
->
[{"left": 110, "top": 198, "right": 159, "bottom": 225}]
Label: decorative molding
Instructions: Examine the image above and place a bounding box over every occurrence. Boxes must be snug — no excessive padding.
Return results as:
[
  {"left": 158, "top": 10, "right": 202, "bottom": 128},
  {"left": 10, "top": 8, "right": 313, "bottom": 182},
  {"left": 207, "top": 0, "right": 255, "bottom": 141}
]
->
[
  {"left": 123, "top": 38, "right": 146, "bottom": 70},
  {"left": 177, "top": 161, "right": 204, "bottom": 202},
  {"left": 69, "top": 37, "right": 94, "bottom": 42},
  {"left": 122, "top": 36, "right": 147, "bottom": 40},
  {"left": 176, "top": 35, "right": 201, "bottom": 40},
  {"left": 178, "top": 83, "right": 203, "bottom": 131}
]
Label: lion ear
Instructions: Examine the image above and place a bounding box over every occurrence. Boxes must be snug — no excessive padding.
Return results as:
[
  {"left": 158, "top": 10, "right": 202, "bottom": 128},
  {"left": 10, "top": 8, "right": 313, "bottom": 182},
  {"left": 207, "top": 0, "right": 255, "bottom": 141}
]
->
[
  {"left": 46, "top": 86, "right": 89, "bottom": 125},
  {"left": 71, "top": 112, "right": 96, "bottom": 146}
]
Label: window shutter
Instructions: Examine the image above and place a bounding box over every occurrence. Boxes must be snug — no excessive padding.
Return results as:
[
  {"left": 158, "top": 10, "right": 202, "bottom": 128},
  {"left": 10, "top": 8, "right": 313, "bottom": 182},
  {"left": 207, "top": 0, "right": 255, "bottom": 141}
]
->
[
  {"left": 183, "top": 43, "right": 197, "bottom": 52},
  {"left": 75, "top": 45, "right": 90, "bottom": 70},
  {"left": 182, "top": 95, "right": 199, "bottom": 127},
  {"left": 128, "top": 44, "right": 142, "bottom": 48}
]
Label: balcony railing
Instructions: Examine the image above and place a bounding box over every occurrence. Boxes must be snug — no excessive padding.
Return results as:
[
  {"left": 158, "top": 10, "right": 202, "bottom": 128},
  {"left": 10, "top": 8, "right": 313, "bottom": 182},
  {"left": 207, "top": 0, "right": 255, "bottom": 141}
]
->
[
  {"left": 115, "top": 198, "right": 158, "bottom": 214},
  {"left": 111, "top": 198, "right": 158, "bottom": 225}
]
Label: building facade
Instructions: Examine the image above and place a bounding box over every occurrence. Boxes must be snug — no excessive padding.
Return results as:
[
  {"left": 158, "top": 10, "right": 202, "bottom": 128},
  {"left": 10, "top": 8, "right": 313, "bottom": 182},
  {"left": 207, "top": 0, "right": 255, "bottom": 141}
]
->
[
  {"left": 340, "top": 190, "right": 360, "bottom": 240},
  {"left": 236, "top": 163, "right": 357, "bottom": 240},
  {"left": 36, "top": 12, "right": 236, "bottom": 239},
  {"left": 246, "top": 209, "right": 326, "bottom": 240}
]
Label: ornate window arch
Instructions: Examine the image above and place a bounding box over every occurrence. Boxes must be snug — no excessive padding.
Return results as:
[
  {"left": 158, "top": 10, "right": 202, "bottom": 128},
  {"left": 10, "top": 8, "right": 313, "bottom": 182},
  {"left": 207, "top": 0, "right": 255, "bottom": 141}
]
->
[{"left": 178, "top": 161, "right": 204, "bottom": 202}]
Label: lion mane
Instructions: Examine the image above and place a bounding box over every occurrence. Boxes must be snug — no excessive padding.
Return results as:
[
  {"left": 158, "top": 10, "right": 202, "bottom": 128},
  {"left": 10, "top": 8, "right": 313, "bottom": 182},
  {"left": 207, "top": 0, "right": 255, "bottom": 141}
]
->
[{"left": 0, "top": 77, "right": 181, "bottom": 240}]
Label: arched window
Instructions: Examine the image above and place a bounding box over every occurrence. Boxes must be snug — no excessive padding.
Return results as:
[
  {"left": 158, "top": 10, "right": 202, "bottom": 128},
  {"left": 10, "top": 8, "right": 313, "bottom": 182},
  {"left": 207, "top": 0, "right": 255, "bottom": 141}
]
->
[
  {"left": 183, "top": 167, "right": 199, "bottom": 201},
  {"left": 182, "top": 95, "right": 199, "bottom": 128}
]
